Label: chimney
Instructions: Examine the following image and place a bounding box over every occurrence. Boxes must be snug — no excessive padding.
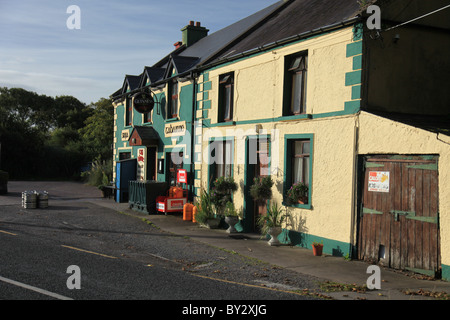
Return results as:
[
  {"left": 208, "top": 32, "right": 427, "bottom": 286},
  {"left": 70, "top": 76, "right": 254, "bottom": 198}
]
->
[{"left": 181, "top": 21, "right": 209, "bottom": 47}]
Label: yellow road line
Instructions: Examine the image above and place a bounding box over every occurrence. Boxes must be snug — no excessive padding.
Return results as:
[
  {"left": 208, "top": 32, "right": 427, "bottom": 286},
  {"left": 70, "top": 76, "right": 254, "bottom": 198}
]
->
[
  {"left": 61, "top": 245, "right": 117, "bottom": 259},
  {"left": 0, "top": 230, "right": 17, "bottom": 236},
  {"left": 191, "top": 274, "right": 306, "bottom": 297}
]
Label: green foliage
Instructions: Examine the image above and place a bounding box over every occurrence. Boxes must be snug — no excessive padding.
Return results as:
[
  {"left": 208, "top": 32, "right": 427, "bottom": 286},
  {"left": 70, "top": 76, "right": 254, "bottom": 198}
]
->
[
  {"left": 257, "top": 202, "right": 288, "bottom": 235},
  {"left": 250, "top": 176, "right": 274, "bottom": 201},
  {"left": 0, "top": 87, "right": 113, "bottom": 180},
  {"left": 194, "top": 189, "right": 215, "bottom": 224},
  {"left": 81, "top": 156, "right": 113, "bottom": 187},
  {"left": 286, "top": 182, "right": 308, "bottom": 204},
  {"left": 223, "top": 201, "right": 243, "bottom": 218},
  {"left": 210, "top": 176, "right": 238, "bottom": 215}
]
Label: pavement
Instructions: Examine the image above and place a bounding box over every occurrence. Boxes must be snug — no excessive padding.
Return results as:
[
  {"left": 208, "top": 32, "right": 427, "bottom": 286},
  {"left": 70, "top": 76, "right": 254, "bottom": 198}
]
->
[{"left": 2, "top": 181, "right": 450, "bottom": 300}]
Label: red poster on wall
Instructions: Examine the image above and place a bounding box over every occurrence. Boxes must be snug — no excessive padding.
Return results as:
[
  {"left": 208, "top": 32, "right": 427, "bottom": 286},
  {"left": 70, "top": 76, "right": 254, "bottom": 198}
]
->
[{"left": 177, "top": 169, "right": 187, "bottom": 184}]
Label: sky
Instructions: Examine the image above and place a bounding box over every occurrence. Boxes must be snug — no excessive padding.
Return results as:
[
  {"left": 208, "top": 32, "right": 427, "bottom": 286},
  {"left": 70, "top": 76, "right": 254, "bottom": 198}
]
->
[{"left": 0, "top": 0, "right": 277, "bottom": 104}]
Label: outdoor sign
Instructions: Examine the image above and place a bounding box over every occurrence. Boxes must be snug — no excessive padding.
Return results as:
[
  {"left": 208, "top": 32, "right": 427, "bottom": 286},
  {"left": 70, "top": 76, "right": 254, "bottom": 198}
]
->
[
  {"left": 137, "top": 148, "right": 146, "bottom": 181},
  {"left": 164, "top": 121, "right": 186, "bottom": 137},
  {"left": 368, "top": 171, "right": 390, "bottom": 193},
  {"left": 132, "top": 92, "right": 154, "bottom": 113},
  {"left": 121, "top": 129, "right": 130, "bottom": 141},
  {"left": 177, "top": 169, "right": 187, "bottom": 184}
]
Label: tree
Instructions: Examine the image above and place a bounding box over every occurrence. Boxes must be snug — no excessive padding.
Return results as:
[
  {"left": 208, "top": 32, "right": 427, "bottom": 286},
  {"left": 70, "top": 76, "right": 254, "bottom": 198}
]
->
[{"left": 79, "top": 98, "right": 114, "bottom": 161}]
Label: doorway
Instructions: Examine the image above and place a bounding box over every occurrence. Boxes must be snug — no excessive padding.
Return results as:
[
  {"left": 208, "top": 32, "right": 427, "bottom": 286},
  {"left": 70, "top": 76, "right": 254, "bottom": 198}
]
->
[
  {"left": 357, "top": 155, "right": 440, "bottom": 277},
  {"left": 245, "top": 137, "right": 270, "bottom": 233}
]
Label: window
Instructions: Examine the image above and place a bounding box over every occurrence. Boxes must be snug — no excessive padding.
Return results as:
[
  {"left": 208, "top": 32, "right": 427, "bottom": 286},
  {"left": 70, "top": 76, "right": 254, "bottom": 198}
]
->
[
  {"left": 143, "top": 111, "right": 151, "bottom": 123},
  {"left": 125, "top": 96, "right": 133, "bottom": 126},
  {"left": 218, "top": 73, "right": 234, "bottom": 122},
  {"left": 291, "top": 140, "right": 310, "bottom": 187},
  {"left": 210, "top": 140, "right": 233, "bottom": 180},
  {"left": 284, "top": 134, "right": 313, "bottom": 207},
  {"left": 284, "top": 52, "right": 308, "bottom": 115},
  {"left": 168, "top": 79, "right": 178, "bottom": 119}
]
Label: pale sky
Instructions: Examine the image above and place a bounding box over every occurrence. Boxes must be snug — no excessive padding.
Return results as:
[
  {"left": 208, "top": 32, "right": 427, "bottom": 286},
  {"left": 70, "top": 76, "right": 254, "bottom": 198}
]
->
[{"left": 0, "top": 0, "right": 277, "bottom": 104}]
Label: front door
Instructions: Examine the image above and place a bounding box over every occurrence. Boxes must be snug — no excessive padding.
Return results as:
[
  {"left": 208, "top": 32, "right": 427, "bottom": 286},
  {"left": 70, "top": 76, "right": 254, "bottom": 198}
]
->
[
  {"left": 245, "top": 137, "right": 270, "bottom": 232},
  {"left": 358, "top": 155, "right": 440, "bottom": 277}
]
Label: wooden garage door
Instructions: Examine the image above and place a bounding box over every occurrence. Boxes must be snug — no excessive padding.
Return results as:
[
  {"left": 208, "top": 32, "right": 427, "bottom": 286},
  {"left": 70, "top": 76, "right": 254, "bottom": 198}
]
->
[{"left": 358, "top": 155, "right": 440, "bottom": 277}]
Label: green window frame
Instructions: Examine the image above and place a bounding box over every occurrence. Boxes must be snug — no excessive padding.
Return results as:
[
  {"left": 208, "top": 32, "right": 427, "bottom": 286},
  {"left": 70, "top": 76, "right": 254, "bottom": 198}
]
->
[{"left": 283, "top": 134, "right": 313, "bottom": 209}]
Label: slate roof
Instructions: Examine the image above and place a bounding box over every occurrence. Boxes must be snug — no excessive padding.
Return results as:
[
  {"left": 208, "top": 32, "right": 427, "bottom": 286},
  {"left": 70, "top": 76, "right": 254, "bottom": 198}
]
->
[
  {"left": 213, "top": 0, "right": 361, "bottom": 64},
  {"left": 111, "top": 0, "right": 363, "bottom": 99},
  {"left": 130, "top": 126, "right": 160, "bottom": 143}
]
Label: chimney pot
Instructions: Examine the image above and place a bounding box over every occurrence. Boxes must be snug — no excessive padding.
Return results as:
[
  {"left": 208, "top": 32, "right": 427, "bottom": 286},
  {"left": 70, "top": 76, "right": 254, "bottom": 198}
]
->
[
  {"left": 189, "top": 20, "right": 194, "bottom": 26},
  {"left": 196, "top": 21, "right": 201, "bottom": 27}
]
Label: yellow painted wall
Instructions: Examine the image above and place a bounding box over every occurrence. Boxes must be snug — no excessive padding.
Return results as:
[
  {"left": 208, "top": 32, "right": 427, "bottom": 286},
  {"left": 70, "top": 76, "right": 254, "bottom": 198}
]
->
[
  {"left": 207, "top": 28, "right": 355, "bottom": 124},
  {"left": 199, "top": 27, "right": 358, "bottom": 246}
]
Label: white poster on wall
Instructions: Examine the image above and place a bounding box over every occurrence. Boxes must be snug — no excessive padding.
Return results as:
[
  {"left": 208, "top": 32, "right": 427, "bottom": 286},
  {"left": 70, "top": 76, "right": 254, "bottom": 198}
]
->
[{"left": 368, "top": 171, "right": 390, "bottom": 193}]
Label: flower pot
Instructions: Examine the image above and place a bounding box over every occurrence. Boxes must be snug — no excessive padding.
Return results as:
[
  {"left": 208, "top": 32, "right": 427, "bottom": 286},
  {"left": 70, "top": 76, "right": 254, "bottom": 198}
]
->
[
  {"left": 206, "top": 218, "right": 221, "bottom": 229},
  {"left": 267, "top": 227, "right": 282, "bottom": 246},
  {"left": 225, "top": 216, "right": 239, "bottom": 233},
  {"left": 312, "top": 244, "right": 323, "bottom": 256}
]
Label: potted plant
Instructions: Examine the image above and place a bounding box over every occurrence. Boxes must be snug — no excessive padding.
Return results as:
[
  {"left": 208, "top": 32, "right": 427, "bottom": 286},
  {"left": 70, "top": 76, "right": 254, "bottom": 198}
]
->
[
  {"left": 250, "top": 176, "right": 274, "bottom": 202},
  {"left": 195, "top": 189, "right": 220, "bottom": 229},
  {"left": 223, "top": 201, "right": 243, "bottom": 233},
  {"left": 210, "top": 176, "right": 238, "bottom": 216},
  {"left": 286, "top": 182, "right": 308, "bottom": 204},
  {"left": 312, "top": 241, "right": 324, "bottom": 256},
  {"left": 257, "top": 202, "right": 288, "bottom": 246}
]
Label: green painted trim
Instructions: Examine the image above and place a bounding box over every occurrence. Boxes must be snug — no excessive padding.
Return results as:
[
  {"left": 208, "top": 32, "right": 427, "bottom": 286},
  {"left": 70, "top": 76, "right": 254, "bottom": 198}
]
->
[
  {"left": 203, "top": 81, "right": 212, "bottom": 91},
  {"left": 203, "top": 100, "right": 211, "bottom": 110},
  {"left": 279, "top": 229, "right": 351, "bottom": 257},
  {"left": 203, "top": 91, "right": 209, "bottom": 100},
  {"left": 442, "top": 264, "right": 450, "bottom": 281},
  {"left": 344, "top": 100, "right": 360, "bottom": 113},
  {"left": 405, "top": 267, "right": 436, "bottom": 277},
  {"left": 365, "top": 162, "right": 385, "bottom": 168},
  {"left": 351, "top": 85, "right": 362, "bottom": 100},
  {"left": 406, "top": 215, "right": 438, "bottom": 224},
  {"left": 203, "top": 72, "right": 209, "bottom": 82},
  {"left": 363, "top": 207, "right": 383, "bottom": 215},
  {"left": 283, "top": 134, "right": 314, "bottom": 210},
  {"left": 346, "top": 41, "right": 363, "bottom": 57},
  {"left": 345, "top": 70, "right": 362, "bottom": 86},
  {"left": 353, "top": 55, "right": 362, "bottom": 70},
  {"left": 406, "top": 163, "right": 438, "bottom": 171}
]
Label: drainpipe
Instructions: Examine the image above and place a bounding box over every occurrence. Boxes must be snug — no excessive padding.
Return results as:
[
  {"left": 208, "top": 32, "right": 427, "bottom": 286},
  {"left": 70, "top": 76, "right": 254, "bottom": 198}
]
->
[{"left": 189, "top": 71, "right": 197, "bottom": 202}]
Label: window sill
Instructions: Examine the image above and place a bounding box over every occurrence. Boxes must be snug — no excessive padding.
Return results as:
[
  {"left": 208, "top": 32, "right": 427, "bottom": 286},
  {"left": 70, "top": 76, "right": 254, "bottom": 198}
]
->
[
  {"left": 165, "top": 117, "right": 180, "bottom": 123},
  {"left": 214, "top": 121, "right": 236, "bottom": 127},
  {"left": 279, "top": 114, "right": 312, "bottom": 121},
  {"left": 282, "top": 201, "right": 312, "bottom": 210}
]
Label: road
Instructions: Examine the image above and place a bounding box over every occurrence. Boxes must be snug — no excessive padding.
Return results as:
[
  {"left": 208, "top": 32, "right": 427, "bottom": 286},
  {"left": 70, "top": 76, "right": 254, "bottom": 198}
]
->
[{"left": 0, "top": 182, "right": 321, "bottom": 308}]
